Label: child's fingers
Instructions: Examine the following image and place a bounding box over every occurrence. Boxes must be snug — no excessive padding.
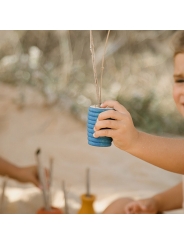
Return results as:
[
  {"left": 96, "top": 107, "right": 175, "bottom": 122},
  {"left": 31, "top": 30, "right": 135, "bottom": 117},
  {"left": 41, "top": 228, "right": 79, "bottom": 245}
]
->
[
  {"left": 93, "top": 128, "right": 115, "bottom": 138},
  {"left": 98, "top": 110, "right": 127, "bottom": 121},
  {"left": 29, "top": 167, "right": 40, "bottom": 187},
  {"left": 32, "top": 178, "right": 40, "bottom": 188},
  {"left": 124, "top": 204, "right": 133, "bottom": 213},
  {"left": 126, "top": 201, "right": 146, "bottom": 213},
  {"left": 29, "top": 166, "right": 40, "bottom": 187},
  {"left": 125, "top": 203, "right": 139, "bottom": 214},
  {"left": 94, "top": 119, "right": 121, "bottom": 131},
  {"left": 139, "top": 204, "right": 148, "bottom": 211},
  {"left": 101, "top": 100, "right": 128, "bottom": 114}
]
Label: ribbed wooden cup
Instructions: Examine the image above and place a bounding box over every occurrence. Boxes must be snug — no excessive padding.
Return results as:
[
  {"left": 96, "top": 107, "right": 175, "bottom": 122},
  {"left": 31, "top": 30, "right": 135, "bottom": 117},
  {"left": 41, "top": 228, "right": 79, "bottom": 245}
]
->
[{"left": 87, "top": 105, "right": 113, "bottom": 147}]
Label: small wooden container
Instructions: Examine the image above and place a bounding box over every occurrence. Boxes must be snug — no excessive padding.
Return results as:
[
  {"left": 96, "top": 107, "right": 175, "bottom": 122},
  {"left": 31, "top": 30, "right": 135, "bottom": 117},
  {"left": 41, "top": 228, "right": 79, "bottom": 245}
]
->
[{"left": 78, "top": 194, "right": 96, "bottom": 214}]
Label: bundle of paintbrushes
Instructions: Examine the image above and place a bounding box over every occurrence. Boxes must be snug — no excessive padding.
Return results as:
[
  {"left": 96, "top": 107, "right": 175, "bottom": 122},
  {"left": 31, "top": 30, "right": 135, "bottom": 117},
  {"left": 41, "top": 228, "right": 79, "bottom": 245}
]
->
[
  {"left": 35, "top": 149, "right": 62, "bottom": 214},
  {"left": 62, "top": 180, "right": 69, "bottom": 214},
  {"left": 78, "top": 168, "right": 96, "bottom": 214}
]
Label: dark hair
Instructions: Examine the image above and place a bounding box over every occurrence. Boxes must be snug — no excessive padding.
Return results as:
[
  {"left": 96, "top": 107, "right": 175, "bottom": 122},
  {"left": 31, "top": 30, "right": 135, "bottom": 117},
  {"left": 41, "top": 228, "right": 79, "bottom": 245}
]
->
[{"left": 172, "top": 31, "right": 184, "bottom": 56}]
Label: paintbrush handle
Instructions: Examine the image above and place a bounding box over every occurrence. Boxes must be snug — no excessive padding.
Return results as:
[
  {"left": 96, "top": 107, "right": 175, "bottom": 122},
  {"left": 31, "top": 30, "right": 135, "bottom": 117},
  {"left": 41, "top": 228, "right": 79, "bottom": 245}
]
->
[
  {"left": 49, "top": 158, "right": 53, "bottom": 188},
  {"left": 48, "top": 158, "right": 53, "bottom": 207},
  {"left": 36, "top": 156, "right": 50, "bottom": 210},
  {"left": 62, "top": 181, "right": 68, "bottom": 214},
  {"left": 40, "top": 168, "right": 49, "bottom": 210}
]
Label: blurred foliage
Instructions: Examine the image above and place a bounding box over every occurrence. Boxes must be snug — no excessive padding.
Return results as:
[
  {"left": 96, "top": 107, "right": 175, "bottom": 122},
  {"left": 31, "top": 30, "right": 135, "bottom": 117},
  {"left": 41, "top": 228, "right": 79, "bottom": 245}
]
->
[{"left": 0, "top": 30, "right": 184, "bottom": 135}]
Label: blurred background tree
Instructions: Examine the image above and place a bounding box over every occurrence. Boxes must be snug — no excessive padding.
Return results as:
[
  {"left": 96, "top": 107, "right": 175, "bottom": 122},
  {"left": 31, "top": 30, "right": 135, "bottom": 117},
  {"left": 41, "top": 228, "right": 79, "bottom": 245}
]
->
[{"left": 0, "top": 30, "right": 183, "bottom": 135}]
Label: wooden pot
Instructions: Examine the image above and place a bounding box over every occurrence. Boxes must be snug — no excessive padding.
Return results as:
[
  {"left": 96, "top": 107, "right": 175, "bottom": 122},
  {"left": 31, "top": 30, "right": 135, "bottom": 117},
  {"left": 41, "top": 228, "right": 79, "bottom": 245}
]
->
[
  {"left": 78, "top": 194, "right": 96, "bottom": 214},
  {"left": 37, "top": 206, "right": 63, "bottom": 214}
]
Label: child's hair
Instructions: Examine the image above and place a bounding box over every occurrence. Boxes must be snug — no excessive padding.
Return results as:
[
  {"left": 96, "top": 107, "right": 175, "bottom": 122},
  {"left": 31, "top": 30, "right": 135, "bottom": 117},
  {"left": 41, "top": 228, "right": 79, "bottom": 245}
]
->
[{"left": 172, "top": 31, "right": 184, "bottom": 56}]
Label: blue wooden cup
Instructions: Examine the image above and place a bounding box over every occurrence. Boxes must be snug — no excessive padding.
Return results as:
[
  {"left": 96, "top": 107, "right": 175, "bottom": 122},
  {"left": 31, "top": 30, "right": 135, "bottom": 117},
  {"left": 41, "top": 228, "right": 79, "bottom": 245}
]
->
[{"left": 87, "top": 105, "right": 113, "bottom": 147}]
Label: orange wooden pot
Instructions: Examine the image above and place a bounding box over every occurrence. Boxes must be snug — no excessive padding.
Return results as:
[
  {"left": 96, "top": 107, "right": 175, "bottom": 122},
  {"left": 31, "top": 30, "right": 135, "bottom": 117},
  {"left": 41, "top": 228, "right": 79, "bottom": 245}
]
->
[
  {"left": 37, "top": 206, "right": 63, "bottom": 214},
  {"left": 78, "top": 194, "right": 96, "bottom": 214}
]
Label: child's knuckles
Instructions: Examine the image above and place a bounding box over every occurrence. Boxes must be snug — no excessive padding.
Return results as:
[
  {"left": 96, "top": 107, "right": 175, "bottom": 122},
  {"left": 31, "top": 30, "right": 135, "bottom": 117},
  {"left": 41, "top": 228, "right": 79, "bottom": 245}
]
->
[
  {"left": 103, "top": 129, "right": 111, "bottom": 137},
  {"left": 106, "top": 119, "right": 114, "bottom": 128},
  {"left": 119, "top": 124, "right": 127, "bottom": 133}
]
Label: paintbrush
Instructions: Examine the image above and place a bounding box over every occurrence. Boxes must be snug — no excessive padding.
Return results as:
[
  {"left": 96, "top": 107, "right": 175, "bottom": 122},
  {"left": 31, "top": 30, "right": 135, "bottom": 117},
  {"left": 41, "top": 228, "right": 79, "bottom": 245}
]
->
[
  {"left": 62, "top": 180, "right": 68, "bottom": 214},
  {"left": 86, "top": 168, "right": 90, "bottom": 197},
  {"left": 35, "top": 148, "right": 50, "bottom": 211},
  {"left": 0, "top": 176, "right": 8, "bottom": 213},
  {"left": 48, "top": 157, "right": 53, "bottom": 207}
]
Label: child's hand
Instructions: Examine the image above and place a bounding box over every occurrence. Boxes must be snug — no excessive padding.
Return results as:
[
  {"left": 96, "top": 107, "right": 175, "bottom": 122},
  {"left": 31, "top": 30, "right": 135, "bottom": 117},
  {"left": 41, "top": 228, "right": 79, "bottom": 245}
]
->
[
  {"left": 124, "top": 198, "right": 159, "bottom": 214},
  {"left": 93, "top": 100, "right": 139, "bottom": 151},
  {"left": 17, "top": 165, "right": 48, "bottom": 188}
]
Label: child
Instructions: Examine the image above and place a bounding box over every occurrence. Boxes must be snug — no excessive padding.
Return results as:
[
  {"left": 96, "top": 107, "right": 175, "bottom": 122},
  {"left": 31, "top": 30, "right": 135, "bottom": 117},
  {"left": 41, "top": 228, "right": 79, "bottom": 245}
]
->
[
  {"left": 0, "top": 156, "right": 42, "bottom": 188},
  {"left": 93, "top": 30, "right": 184, "bottom": 213}
]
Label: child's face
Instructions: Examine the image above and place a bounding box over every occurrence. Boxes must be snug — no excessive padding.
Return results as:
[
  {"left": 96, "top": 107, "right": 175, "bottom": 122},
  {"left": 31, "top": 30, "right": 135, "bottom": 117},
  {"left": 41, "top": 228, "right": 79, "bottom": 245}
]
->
[{"left": 173, "top": 53, "right": 184, "bottom": 116}]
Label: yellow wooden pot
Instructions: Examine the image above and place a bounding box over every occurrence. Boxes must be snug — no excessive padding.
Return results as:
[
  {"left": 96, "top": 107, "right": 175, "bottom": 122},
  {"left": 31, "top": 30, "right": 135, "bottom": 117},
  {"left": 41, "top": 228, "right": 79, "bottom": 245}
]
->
[{"left": 78, "top": 194, "right": 96, "bottom": 214}]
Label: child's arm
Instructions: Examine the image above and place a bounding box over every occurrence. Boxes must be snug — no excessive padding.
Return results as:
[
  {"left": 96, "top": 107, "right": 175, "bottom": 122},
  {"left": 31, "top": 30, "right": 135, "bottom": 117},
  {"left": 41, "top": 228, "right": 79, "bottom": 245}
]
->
[
  {"left": 125, "top": 182, "right": 183, "bottom": 213},
  {"left": 0, "top": 157, "right": 40, "bottom": 187},
  {"left": 153, "top": 182, "right": 183, "bottom": 212},
  {"left": 94, "top": 100, "right": 184, "bottom": 174}
]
